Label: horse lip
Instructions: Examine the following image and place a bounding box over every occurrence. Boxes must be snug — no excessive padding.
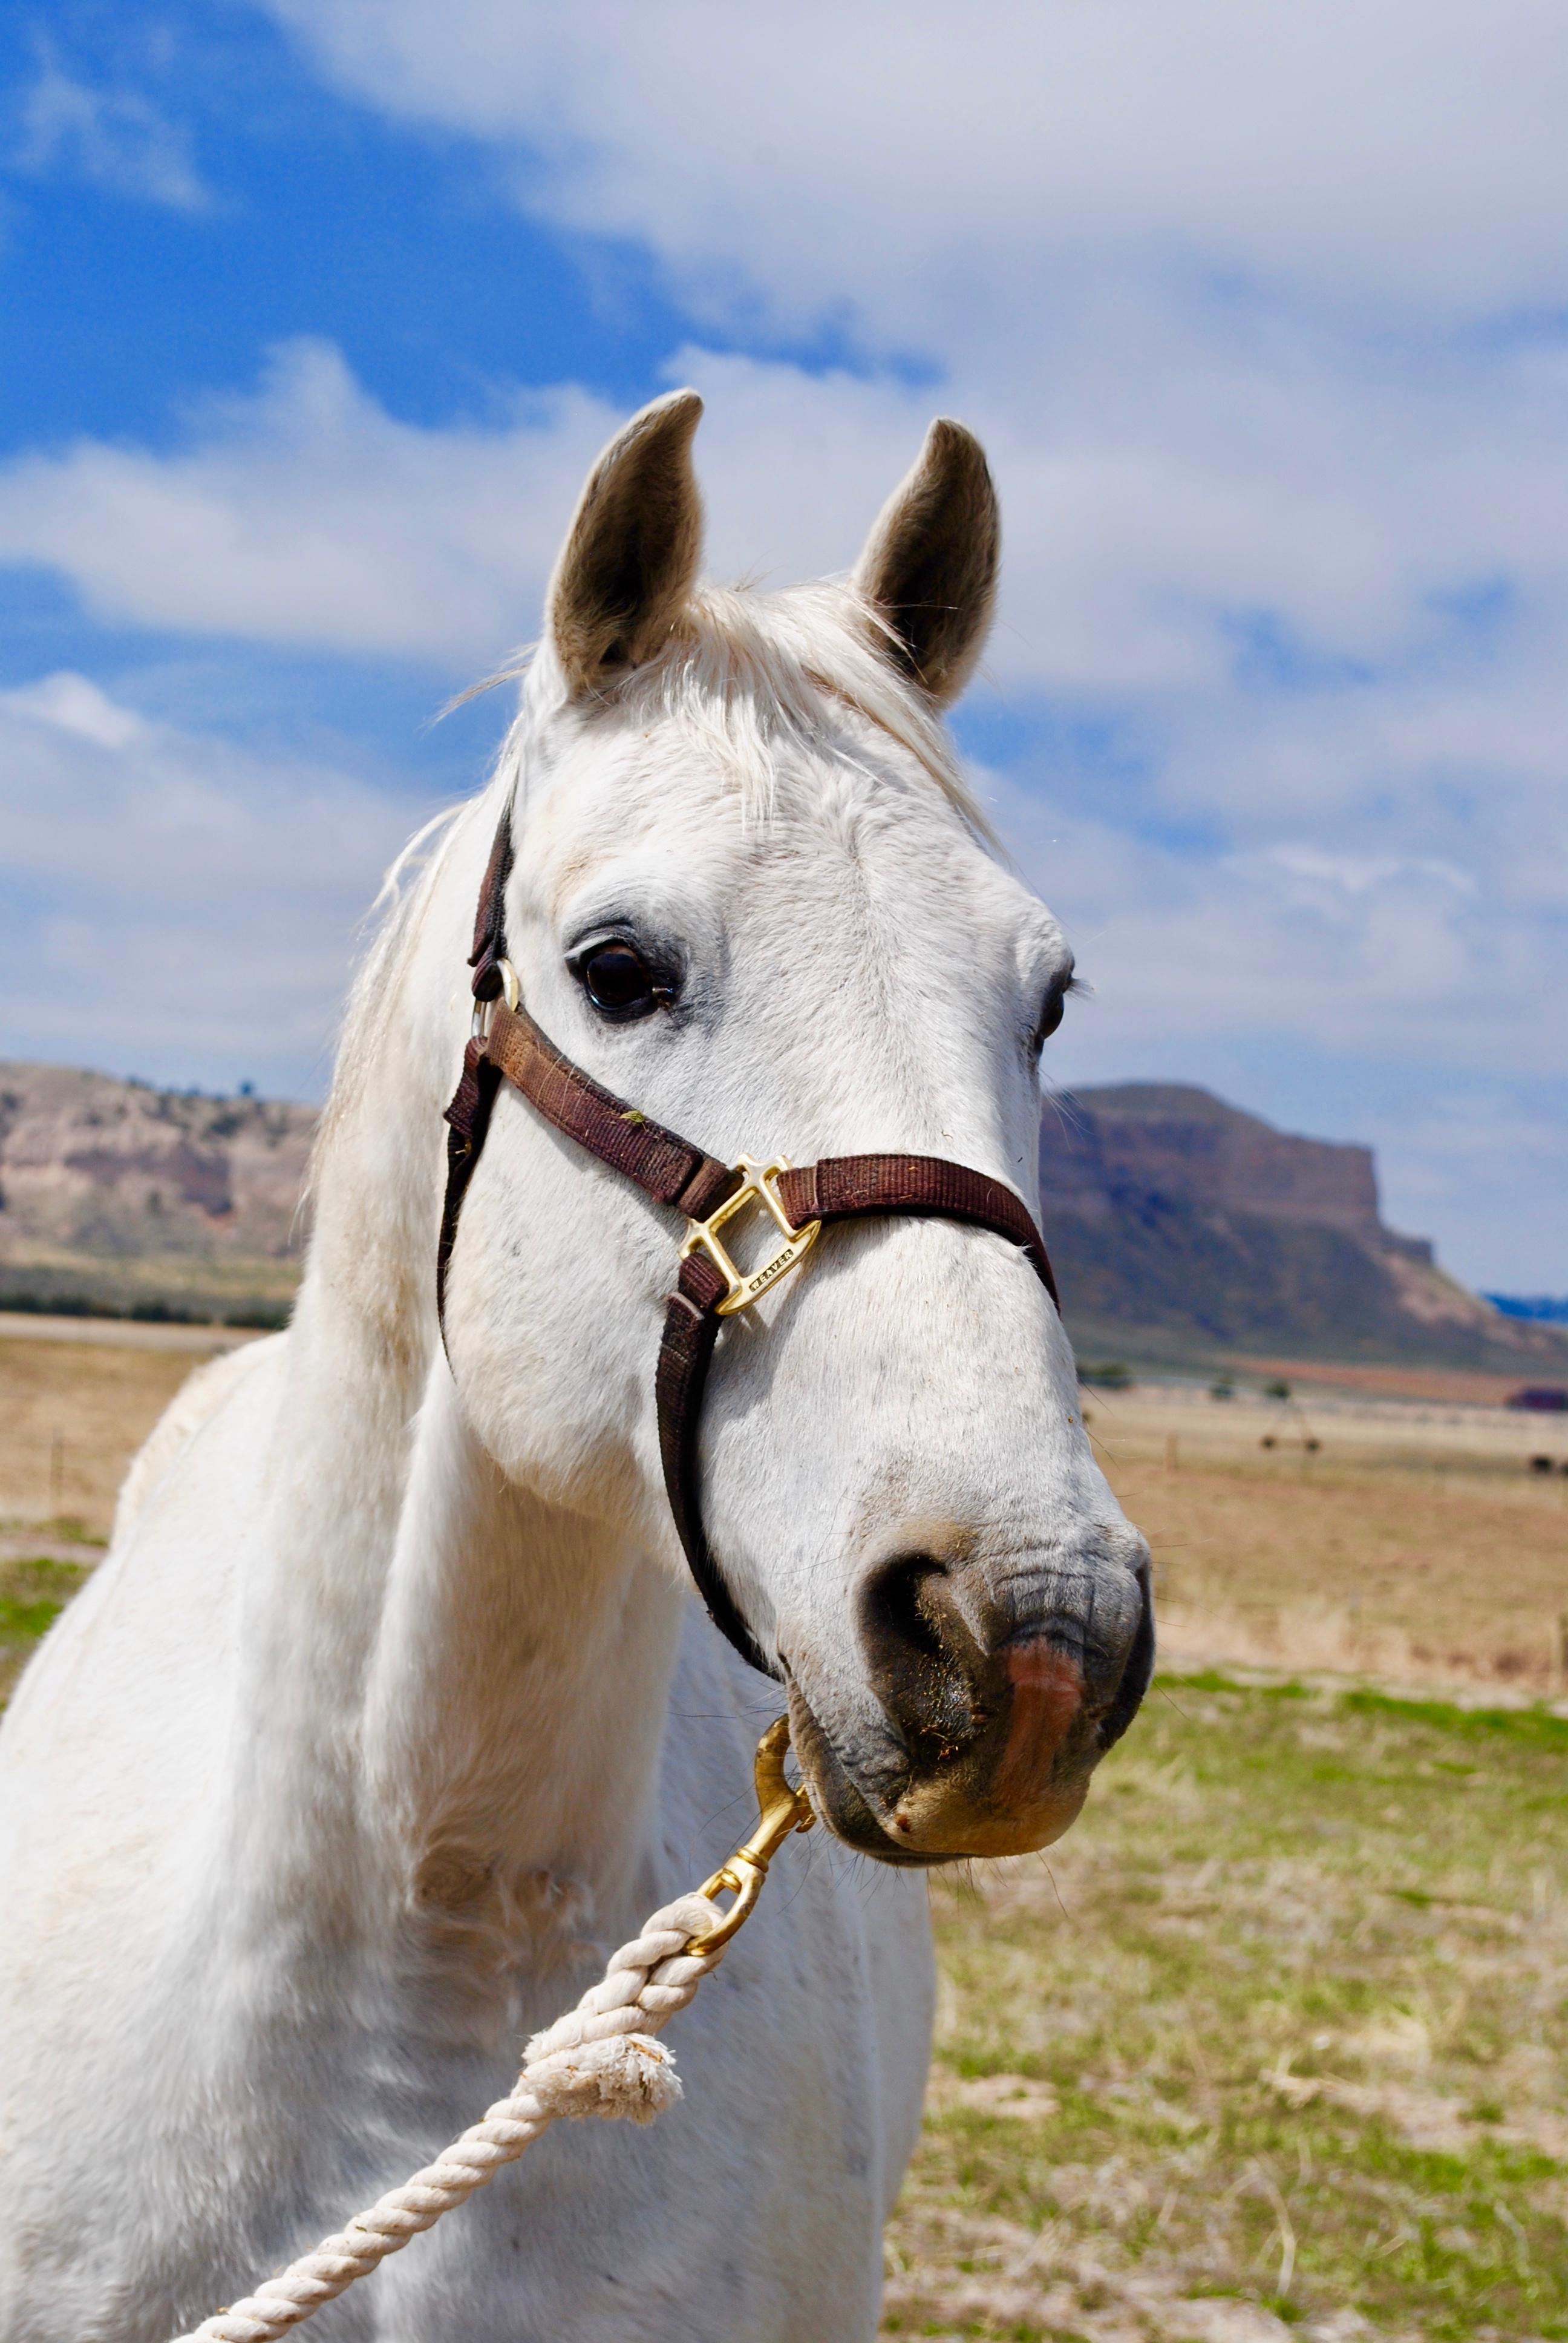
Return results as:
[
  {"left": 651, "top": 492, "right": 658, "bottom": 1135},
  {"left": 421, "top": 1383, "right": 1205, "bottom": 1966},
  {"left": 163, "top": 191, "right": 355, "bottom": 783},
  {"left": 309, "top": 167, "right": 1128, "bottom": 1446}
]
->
[
  {"left": 782, "top": 1674, "right": 951, "bottom": 1869},
  {"left": 782, "top": 1665, "right": 1094, "bottom": 1870}
]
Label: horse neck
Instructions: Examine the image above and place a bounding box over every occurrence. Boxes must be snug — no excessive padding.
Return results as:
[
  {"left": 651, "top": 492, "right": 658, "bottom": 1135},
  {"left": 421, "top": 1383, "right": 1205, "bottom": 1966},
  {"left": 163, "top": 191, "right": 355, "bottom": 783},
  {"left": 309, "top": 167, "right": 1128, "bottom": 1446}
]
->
[
  {"left": 359, "top": 1369, "right": 685, "bottom": 1936},
  {"left": 227, "top": 819, "right": 684, "bottom": 1974}
]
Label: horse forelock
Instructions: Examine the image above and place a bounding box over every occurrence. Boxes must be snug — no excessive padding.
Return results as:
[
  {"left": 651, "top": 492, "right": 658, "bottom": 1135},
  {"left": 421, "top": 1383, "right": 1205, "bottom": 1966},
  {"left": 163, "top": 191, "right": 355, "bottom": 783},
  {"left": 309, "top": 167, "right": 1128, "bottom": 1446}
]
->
[{"left": 518, "top": 578, "right": 990, "bottom": 836}]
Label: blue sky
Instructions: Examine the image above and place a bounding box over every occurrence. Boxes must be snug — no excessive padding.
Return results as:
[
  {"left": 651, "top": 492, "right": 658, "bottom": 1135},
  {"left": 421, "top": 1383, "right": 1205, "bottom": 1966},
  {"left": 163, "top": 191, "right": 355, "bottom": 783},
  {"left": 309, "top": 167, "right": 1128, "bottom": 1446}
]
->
[{"left": 1, "top": 1, "right": 1564, "bottom": 1288}]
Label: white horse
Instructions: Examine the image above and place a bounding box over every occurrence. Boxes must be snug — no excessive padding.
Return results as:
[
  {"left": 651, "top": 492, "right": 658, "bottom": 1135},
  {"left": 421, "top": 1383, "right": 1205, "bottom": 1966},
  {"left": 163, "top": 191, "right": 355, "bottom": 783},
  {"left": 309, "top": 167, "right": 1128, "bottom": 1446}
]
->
[{"left": 0, "top": 394, "right": 1152, "bottom": 2342}]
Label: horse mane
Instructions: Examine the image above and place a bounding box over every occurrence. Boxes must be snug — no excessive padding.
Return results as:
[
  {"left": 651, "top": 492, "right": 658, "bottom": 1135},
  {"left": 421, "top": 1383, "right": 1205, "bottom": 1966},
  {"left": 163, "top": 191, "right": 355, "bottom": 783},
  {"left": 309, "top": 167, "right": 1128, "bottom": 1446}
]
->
[
  {"left": 517, "top": 578, "right": 991, "bottom": 836},
  {"left": 310, "top": 798, "right": 472, "bottom": 1190}
]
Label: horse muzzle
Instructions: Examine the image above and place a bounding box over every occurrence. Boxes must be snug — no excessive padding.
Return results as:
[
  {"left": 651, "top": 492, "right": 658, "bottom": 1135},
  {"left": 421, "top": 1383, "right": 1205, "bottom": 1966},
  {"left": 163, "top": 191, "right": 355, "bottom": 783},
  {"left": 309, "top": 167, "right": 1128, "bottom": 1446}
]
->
[{"left": 785, "top": 1538, "right": 1154, "bottom": 1865}]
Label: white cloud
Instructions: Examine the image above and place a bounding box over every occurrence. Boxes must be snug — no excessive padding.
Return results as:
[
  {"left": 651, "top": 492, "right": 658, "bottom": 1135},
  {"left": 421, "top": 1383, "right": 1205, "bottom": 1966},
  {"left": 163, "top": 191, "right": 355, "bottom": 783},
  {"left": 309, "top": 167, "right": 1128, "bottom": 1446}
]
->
[
  {"left": 1368, "top": 1088, "right": 1567, "bottom": 1291},
  {"left": 258, "top": 0, "right": 1568, "bottom": 335},
  {"left": 0, "top": 673, "right": 419, "bottom": 1091},
  {"left": 11, "top": 47, "right": 209, "bottom": 211},
  {"left": 4, "top": 327, "right": 1566, "bottom": 713},
  {"left": 0, "top": 342, "right": 628, "bottom": 666},
  {"left": 996, "top": 785, "right": 1535, "bottom": 1080},
  {"left": 3, "top": 672, "right": 148, "bottom": 752}
]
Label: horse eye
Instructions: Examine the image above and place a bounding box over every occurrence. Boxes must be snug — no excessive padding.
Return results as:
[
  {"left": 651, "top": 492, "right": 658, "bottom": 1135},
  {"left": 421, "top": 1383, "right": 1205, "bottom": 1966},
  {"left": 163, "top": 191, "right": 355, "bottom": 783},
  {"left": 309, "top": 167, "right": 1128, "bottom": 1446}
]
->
[
  {"left": 578, "top": 941, "right": 662, "bottom": 1019},
  {"left": 1034, "top": 977, "right": 1071, "bottom": 1049}
]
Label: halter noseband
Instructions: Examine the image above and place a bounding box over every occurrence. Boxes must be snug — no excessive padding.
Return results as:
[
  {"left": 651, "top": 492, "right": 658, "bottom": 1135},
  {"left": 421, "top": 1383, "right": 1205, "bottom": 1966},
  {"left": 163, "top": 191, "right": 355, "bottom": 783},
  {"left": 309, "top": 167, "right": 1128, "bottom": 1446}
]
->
[{"left": 437, "top": 811, "right": 1060, "bottom": 1682}]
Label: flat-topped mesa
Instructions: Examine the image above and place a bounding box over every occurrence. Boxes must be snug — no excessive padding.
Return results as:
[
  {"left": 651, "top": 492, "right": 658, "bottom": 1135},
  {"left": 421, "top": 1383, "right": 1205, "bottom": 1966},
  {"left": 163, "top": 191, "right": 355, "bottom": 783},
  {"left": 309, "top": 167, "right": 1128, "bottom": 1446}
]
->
[
  {"left": 1041, "top": 1083, "right": 1382, "bottom": 1237},
  {"left": 1040, "top": 1082, "right": 1567, "bottom": 1369}
]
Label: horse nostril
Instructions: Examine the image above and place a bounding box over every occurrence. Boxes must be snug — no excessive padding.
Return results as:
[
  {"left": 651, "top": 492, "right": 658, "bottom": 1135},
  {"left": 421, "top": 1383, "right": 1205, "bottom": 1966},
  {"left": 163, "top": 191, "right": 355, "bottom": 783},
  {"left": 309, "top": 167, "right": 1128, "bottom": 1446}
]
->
[
  {"left": 858, "top": 1552, "right": 984, "bottom": 1761},
  {"left": 860, "top": 1552, "right": 946, "bottom": 1663}
]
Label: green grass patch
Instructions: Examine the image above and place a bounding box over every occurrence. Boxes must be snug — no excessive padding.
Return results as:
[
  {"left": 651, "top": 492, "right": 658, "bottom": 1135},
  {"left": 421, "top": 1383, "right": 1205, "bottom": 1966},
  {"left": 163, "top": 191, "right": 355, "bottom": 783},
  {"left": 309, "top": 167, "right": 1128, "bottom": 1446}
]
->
[
  {"left": 1, "top": 1556, "right": 88, "bottom": 1612},
  {"left": 886, "top": 1674, "right": 1568, "bottom": 2340},
  {"left": 1341, "top": 1686, "right": 1568, "bottom": 1754},
  {"left": 0, "top": 1556, "right": 90, "bottom": 1699},
  {"left": 0, "top": 1594, "right": 64, "bottom": 1639}
]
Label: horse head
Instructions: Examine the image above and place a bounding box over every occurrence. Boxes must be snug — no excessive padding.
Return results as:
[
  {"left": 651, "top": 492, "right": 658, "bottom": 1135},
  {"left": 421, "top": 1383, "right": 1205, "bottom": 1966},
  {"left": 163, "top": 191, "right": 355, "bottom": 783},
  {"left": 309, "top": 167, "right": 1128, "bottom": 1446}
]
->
[{"left": 436, "top": 389, "right": 1153, "bottom": 1865}]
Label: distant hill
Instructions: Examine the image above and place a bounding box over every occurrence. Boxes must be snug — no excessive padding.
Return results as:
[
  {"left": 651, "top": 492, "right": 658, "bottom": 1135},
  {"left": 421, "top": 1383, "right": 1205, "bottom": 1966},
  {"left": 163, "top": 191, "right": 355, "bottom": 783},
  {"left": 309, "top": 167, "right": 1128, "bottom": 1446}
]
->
[
  {"left": 1042, "top": 1084, "right": 1567, "bottom": 1374},
  {"left": 0, "top": 1062, "right": 312, "bottom": 1319},
  {"left": 1, "top": 1059, "right": 1561, "bottom": 1374}
]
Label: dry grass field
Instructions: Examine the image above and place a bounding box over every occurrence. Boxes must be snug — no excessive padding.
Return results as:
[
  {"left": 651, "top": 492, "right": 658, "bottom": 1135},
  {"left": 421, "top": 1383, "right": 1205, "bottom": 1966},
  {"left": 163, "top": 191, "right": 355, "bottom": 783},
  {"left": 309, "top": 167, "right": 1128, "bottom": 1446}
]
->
[
  {"left": 0, "top": 1325, "right": 243, "bottom": 1537},
  {"left": 0, "top": 1326, "right": 243, "bottom": 1700},
  {"left": 2, "top": 1335, "right": 1566, "bottom": 2338},
  {"left": 887, "top": 1678, "right": 1568, "bottom": 2342},
  {"left": 1086, "top": 1385, "right": 1568, "bottom": 1696}
]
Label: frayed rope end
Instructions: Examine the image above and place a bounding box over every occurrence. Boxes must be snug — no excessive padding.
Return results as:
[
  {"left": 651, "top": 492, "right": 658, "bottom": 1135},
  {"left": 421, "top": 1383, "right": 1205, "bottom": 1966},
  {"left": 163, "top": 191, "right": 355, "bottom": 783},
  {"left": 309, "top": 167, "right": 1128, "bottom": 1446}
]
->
[{"left": 528, "top": 2033, "right": 682, "bottom": 2126}]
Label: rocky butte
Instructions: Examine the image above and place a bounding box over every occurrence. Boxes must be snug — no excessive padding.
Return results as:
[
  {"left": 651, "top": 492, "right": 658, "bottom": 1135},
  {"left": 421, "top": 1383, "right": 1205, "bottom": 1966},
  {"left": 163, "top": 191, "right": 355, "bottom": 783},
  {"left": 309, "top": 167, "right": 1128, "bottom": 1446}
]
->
[{"left": 1041, "top": 1084, "right": 1562, "bottom": 1371}]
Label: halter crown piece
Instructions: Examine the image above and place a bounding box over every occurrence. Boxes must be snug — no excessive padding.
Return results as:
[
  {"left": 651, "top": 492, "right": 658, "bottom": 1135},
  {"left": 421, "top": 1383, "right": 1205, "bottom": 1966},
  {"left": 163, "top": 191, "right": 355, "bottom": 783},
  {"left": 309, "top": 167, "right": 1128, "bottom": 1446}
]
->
[{"left": 438, "top": 808, "right": 1060, "bottom": 1680}]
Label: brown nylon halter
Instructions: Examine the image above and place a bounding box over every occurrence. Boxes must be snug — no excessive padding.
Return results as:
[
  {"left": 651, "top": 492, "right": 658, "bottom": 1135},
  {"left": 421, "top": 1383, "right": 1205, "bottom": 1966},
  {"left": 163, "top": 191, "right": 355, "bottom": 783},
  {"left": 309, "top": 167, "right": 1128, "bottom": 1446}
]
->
[{"left": 438, "top": 810, "right": 1060, "bottom": 1681}]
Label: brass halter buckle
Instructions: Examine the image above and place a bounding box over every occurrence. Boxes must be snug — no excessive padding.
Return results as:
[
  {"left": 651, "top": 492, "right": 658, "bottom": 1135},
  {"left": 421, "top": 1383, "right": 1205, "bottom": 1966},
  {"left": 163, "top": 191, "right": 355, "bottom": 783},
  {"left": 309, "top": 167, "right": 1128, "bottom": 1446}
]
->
[
  {"left": 680, "top": 1155, "right": 821, "bottom": 1317},
  {"left": 684, "top": 1717, "right": 816, "bottom": 1956}
]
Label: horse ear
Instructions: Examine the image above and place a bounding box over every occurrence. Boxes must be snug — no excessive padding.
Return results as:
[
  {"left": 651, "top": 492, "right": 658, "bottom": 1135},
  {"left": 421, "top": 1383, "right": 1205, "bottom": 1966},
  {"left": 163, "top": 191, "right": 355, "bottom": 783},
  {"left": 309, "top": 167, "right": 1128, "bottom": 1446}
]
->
[
  {"left": 547, "top": 390, "right": 705, "bottom": 693},
  {"left": 852, "top": 418, "right": 999, "bottom": 706}
]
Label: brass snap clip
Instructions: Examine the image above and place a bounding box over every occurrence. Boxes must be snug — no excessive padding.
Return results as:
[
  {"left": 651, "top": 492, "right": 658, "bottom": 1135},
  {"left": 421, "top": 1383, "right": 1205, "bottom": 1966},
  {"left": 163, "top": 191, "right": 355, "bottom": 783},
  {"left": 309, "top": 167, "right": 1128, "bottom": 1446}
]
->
[
  {"left": 684, "top": 1717, "right": 815, "bottom": 1956},
  {"left": 680, "top": 1155, "right": 821, "bottom": 1317}
]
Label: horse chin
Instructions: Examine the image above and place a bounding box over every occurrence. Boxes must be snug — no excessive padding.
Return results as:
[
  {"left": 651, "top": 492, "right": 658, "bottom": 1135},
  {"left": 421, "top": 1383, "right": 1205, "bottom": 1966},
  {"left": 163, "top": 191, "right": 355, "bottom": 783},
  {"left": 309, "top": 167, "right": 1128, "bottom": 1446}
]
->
[
  {"left": 784, "top": 1683, "right": 946, "bottom": 1867},
  {"left": 784, "top": 1679, "right": 1091, "bottom": 1869}
]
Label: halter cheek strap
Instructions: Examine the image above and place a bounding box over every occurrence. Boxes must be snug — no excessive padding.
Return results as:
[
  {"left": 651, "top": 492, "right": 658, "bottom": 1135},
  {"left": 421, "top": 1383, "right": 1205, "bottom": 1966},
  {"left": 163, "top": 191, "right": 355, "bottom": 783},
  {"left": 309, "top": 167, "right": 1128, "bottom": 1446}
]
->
[{"left": 439, "top": 816, "right": 1059, "bottom": 1682}]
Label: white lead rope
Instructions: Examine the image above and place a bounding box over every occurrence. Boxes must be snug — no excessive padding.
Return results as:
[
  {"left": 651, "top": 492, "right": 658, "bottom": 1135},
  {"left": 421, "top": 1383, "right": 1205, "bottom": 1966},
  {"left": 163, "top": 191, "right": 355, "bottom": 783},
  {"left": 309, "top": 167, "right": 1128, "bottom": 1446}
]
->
[
  {"left": 172, "top": 1893, "right": 724, "bottom": 2343},
  {"left": 172, "top": 1722, "right": 814, "bottom": 2343}
]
